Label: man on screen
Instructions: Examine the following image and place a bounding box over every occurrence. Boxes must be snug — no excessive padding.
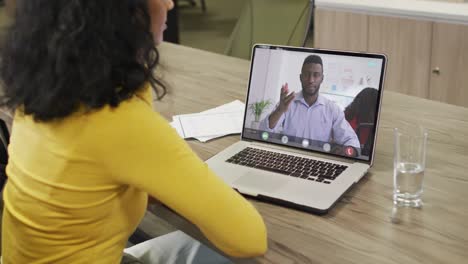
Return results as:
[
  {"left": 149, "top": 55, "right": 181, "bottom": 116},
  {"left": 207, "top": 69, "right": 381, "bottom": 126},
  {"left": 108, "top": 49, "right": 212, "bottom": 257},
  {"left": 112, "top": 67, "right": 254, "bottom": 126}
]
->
[{"left": 260, "top": 55, "right": 360, "bottom": 153}]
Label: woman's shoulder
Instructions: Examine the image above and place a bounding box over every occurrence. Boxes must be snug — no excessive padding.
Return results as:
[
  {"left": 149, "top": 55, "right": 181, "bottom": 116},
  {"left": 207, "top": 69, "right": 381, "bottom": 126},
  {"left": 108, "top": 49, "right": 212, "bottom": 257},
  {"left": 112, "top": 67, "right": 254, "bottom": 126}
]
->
[{"left": 89, "top": 85, "right": 155, "bottom": 123}]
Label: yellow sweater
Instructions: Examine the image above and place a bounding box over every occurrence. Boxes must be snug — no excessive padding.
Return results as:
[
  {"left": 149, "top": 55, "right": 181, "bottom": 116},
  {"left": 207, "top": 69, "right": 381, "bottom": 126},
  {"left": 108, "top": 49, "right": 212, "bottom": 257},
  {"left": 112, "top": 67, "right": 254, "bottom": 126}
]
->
[{"left": 1, "top": 86, "right": 267, "bottom": 263}]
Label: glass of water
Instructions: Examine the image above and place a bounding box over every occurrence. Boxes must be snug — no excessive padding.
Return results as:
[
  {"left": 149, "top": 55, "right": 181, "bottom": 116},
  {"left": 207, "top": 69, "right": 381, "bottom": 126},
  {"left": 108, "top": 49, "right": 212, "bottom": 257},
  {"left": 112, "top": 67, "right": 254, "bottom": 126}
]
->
[{"left": 393, "top": 126, "right": 428, "bottom": 207}]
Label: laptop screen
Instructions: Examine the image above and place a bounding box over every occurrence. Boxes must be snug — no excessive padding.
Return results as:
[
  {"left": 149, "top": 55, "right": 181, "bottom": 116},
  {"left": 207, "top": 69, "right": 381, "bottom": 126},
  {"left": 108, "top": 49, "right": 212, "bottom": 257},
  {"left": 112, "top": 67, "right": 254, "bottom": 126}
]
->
[{"left": 242, "top": 45, "right": 386, "bottom": 162}]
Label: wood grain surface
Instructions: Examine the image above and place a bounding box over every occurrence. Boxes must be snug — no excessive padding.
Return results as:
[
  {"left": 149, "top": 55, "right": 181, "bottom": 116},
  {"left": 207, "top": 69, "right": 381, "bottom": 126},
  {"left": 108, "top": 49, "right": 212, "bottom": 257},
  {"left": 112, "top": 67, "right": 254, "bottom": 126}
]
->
[
  {"left": 313, "top": 8, "right": 368, "bottom": 52},
  {"left": 368, "top": 15, "right": 433, "bottom": 100},
  {"left": 429, "top": 21, "right": 468, "bottom": 108}
]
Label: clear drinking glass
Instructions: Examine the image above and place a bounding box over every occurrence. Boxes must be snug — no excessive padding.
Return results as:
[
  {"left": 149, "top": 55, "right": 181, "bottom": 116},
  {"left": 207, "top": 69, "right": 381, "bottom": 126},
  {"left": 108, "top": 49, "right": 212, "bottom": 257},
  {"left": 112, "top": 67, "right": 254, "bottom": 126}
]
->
[{"left": 393, "top": 126, "right": 428, "bottom": 207}]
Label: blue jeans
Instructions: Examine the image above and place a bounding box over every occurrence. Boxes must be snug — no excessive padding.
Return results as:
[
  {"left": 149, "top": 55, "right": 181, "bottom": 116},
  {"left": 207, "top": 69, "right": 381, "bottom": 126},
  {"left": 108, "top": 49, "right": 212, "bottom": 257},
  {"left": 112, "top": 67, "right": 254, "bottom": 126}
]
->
[{"left": 122, "top": 231, "right": 232, "bottom": 264}]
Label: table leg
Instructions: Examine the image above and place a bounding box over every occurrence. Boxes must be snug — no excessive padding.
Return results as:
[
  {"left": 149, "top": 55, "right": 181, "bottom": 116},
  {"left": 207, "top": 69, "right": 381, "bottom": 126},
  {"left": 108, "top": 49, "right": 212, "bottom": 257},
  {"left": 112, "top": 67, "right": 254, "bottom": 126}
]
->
[{"left": 164, "top": 0, "right": 180, "bottom": 44}]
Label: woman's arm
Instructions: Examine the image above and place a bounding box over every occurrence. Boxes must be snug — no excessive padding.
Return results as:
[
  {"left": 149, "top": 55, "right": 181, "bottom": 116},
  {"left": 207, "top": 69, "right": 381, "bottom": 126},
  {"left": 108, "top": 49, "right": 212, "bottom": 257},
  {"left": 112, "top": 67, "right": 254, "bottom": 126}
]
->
[{"left": 92, "top": 97, "right": 268, "bottom": 258}]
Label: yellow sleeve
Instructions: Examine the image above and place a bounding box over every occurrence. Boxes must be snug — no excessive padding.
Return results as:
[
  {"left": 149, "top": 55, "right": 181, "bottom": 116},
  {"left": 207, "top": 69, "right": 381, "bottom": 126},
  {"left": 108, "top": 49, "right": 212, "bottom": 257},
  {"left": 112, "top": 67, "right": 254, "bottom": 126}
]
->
[{"left": 90, "top": 97, "right": 267, "bottom": 257}]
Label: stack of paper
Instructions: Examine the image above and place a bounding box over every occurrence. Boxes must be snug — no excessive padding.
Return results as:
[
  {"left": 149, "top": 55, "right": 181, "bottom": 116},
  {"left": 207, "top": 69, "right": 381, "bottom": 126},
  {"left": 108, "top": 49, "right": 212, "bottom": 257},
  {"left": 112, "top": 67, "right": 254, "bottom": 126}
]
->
[{"left": 170, "top": 100, "right": 245, "bottom": 142}]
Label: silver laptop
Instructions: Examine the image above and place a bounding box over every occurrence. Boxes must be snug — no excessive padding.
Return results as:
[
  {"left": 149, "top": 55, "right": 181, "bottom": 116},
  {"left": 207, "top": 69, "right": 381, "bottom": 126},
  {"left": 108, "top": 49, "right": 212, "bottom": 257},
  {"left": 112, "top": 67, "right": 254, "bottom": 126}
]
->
[{"left": 207, "top": 44, "right": 387, "bottom": 214}]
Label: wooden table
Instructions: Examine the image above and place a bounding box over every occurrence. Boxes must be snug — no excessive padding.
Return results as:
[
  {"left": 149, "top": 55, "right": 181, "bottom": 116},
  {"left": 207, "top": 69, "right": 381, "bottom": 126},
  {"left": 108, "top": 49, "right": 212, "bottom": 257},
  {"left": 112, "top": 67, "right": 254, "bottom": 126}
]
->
[{"left": 150, "top": 42, "right": 468, "bottom": 263}]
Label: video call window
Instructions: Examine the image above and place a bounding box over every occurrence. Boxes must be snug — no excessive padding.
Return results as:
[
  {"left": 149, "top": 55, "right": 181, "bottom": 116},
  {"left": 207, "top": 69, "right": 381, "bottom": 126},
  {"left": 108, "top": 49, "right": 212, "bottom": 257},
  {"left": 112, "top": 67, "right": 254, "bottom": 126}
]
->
[{"left": 243, "top": 46, "right": 384, "bottom": 161}]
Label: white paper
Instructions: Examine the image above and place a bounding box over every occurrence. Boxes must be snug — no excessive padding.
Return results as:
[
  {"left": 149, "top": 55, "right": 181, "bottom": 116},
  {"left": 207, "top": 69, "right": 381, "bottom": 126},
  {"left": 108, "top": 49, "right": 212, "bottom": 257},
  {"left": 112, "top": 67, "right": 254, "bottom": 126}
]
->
[
  {"left": 177, "top": 111, "right": 243, "bottom": 138},
  {"left": 170, "top": 117, "right": 185, "bottom": 138},
  {"left": 170, "top": 100, "right": 245, "bottom": 142}
]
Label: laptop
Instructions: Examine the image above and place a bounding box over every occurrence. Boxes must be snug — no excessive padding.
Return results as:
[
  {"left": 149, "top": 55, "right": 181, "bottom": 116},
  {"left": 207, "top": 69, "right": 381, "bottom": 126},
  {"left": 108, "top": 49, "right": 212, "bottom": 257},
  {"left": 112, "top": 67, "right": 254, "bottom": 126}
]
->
[{"left": 206, "top": 44, "right": 387, "bottom": 214}]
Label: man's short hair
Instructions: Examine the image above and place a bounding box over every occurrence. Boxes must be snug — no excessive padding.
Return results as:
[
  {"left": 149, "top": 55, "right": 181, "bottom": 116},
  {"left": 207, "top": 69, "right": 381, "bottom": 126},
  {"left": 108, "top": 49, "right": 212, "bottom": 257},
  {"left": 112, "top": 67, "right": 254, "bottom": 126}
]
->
[{"left": 303, "top": 55, "right": 323, "bottom": 68}]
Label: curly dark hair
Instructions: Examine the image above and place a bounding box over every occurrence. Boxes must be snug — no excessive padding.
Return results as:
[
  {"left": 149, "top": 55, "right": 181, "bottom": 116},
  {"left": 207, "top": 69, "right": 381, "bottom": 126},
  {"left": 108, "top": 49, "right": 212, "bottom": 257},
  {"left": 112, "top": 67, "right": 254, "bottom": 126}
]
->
[
  {"left": 0, "top": 0, "right": 166, "bottom": 122},
  {"left": 344, "top": 87, "right": 379, "bottom": 123}
]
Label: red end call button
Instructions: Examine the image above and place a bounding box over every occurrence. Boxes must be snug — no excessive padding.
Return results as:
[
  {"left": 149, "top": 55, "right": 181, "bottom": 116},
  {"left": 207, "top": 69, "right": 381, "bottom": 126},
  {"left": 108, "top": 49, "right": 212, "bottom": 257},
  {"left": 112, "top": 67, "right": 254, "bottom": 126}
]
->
[{"left": 345, "top": 146, "right": 355, "bottom": 157}]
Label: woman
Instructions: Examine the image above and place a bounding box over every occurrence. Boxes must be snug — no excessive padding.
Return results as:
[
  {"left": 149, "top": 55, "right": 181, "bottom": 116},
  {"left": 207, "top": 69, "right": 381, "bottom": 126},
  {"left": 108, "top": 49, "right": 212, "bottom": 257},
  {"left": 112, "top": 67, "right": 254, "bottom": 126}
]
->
[
  {"left": 0, "top": 0, "right": 267, "bottom": 263},
  {"left": 344, "top": 87, "right": 379, "bottom": 155}
]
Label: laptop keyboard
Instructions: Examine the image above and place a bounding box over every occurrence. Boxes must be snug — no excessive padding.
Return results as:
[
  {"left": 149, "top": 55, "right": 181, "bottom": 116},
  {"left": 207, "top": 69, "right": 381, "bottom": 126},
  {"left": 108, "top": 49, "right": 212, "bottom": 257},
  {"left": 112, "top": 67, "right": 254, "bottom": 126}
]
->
[{"left": 226, "top": 147, "right": 348, "bottom": 184}]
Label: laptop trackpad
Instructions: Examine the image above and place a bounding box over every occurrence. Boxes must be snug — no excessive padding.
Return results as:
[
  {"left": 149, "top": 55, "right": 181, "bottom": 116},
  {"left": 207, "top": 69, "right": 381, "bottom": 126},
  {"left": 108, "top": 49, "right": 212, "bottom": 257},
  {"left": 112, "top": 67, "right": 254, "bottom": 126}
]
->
[{"left": 232, "top": 172, "right": 287, "bottom": 196}]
